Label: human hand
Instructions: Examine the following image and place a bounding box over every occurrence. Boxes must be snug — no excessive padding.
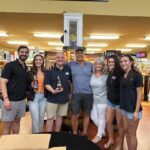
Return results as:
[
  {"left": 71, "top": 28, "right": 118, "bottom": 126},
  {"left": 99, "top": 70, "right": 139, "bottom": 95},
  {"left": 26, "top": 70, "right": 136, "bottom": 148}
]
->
[
  {"left": 133, "top": 112, "right": 138, "bottom": 121},
  {"left": 54, "top": 87, "right": 63, "bottom": 94},
  {"left": 4, "top": 99, "right": 12, "bottom": 110}
]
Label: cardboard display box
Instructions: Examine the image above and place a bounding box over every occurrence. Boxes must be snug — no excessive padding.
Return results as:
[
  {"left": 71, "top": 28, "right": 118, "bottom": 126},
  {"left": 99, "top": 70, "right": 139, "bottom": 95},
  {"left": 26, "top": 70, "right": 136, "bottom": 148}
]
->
[
  {"left": 49, "top": 147, "right": 66, "bottom": 150},
  {"left": 0, "top": 134, "right": 51, "bottom": 150}
]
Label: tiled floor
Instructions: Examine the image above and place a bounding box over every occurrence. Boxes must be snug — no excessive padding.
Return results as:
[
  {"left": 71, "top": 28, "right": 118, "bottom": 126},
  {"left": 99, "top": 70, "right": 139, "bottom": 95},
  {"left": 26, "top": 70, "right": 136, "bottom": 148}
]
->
[{"left": 0, "top": 101, "right": 150, "bottom": 150}]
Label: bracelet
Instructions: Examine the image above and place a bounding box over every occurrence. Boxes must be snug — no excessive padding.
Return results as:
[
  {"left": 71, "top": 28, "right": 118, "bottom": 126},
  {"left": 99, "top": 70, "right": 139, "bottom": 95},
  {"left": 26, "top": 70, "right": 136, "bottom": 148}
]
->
[{"left": 4, "top": 97, "right": 8, "bottom": 100}]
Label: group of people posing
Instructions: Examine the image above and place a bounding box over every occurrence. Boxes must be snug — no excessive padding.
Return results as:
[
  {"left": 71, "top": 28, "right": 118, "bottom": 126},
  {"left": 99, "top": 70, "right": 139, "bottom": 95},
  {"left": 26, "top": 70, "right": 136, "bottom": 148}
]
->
[{"left": 0, "top": 45, "right": 143, "bottom": 150}]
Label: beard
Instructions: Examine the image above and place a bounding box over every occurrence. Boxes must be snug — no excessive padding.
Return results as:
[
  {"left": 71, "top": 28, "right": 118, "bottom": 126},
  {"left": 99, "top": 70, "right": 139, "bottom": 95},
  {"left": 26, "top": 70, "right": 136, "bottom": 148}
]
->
[{"left": 19, "top": 55, "right": 28, "bottom": 61}]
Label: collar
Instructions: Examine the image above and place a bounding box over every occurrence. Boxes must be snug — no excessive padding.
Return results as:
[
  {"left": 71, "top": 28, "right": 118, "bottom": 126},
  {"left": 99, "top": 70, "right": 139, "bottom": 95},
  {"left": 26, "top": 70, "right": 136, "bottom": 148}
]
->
[
  {"left": 54, "top": 63, "right": 65, "bottom": 71},
  {"left": 16, "top": 59, "right": 27, "bottom": 70},
  {"left": 75, "top": 60, "right": 87, "bottom": 65}
]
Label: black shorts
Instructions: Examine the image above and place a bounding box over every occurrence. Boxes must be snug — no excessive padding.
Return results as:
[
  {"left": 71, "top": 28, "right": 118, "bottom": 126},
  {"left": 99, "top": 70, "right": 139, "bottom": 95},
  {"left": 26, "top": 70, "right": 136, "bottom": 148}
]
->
[{"left": 71, "top": 94, "right": 93, "bottom": 115}]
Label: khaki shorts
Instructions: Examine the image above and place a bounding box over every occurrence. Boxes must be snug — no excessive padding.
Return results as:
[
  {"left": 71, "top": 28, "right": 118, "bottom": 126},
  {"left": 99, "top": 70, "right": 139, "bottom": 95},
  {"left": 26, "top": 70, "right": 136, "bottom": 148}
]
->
[{"left": 46, "top": 102, "right": 68, "bottom": 119}]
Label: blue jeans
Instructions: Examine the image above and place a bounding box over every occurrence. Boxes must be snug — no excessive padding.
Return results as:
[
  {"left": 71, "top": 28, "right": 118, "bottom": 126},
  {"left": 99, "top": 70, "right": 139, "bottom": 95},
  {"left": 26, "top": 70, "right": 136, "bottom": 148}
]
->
[{"left": 29, "top": 93, "right": 46, "bottom": 133}]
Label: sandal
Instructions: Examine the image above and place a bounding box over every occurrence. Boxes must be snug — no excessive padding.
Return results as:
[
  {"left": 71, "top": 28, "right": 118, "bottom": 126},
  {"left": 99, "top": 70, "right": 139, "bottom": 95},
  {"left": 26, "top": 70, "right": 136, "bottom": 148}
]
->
[{"left": 91, "top": 136, "right": 101, "bottom": 143}]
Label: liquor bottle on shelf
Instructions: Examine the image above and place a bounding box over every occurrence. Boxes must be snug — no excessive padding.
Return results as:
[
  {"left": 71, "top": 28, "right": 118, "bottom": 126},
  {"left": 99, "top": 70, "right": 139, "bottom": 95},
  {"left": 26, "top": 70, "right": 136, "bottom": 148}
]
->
[
  {"left": 33, "top": 75, "right": 38, "bottom": 92},
  {"left": 57, "top": 76, "right": 62, "bottom": 90}
]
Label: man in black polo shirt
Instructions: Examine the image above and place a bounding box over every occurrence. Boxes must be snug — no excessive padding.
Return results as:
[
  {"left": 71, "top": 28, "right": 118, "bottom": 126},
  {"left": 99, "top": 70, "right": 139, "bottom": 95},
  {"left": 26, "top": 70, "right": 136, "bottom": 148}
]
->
[
  {"left": 45, "top": 52, "right": 72, "bottom": 132},
  {"left": 1, "top": 45, "right": 29, "bottom": 135}
]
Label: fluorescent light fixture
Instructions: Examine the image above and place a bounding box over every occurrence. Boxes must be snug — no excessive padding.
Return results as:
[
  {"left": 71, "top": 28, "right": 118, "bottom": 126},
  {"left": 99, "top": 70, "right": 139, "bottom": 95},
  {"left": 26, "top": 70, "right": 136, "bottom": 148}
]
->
[
  {"left": 144, "top": 36, "right": 150, "bottom": 40},
  {"left": 0, "top": 32, "right": 9, "bottom": 37},
  {"left": 116, "top": 48, "right": 132, "bottom": 52},
  {"left": 33, "top": 33, "right": 61, "bottom": 38},
  {"left": 86, "top": 48, "right": 101, "bottom": 51},
  {"left": 55, "top": 47, "right": 63, "bottom": 50},
  {"left": 126, "top": 44, "right": 147, "bottom": 48},
  {"left": 7, "top": 41, "right": 28, "bottom": 45},
  {"left": 86, "top": 52, "right": 96, "bottom": 54},
  {"left": 87, "top": 43, "right": 107, "bottom": 47},
  {"left": 28, "top": 46, "right": 35, "bottom": 49},
  {"left": 90, "top": 35, "right": 119, "bottom": 40},
  {"left": 48, "top": 42, "right": 64, "bottom": 46}
]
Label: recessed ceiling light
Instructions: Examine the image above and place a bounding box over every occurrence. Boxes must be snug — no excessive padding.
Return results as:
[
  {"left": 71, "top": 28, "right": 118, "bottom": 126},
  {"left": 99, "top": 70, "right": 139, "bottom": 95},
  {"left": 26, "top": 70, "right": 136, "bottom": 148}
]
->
[
  {"left": 126, "top": 44, "right": 147, "bottom": 48},
  {"left": 7, "top": 41, "right": 28, "bottom": 45},
  {"left": 89, "top": 35, "right": 119, "bottom": 40},
  {"left": 33, "top": 33, "right": 61, "bottom": 38},
  {"left": 48, "top": 42, "right": 64, "bottom": 46},
  {"left": 0, "top": 32, "right": 9, "bottom": 37},
  {"left": 87, "top": 43, "right": 107, "bottom": 47}
]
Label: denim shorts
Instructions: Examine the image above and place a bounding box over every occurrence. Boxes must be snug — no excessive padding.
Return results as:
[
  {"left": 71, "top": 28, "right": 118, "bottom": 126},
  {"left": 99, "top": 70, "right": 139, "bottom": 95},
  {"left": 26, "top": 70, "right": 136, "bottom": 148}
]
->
[
  {"left": 121, "top": 109, "right": 142, "bottom": 120},
  {"left": 107, "top": 100, "right": 120, "bottom": 110}
]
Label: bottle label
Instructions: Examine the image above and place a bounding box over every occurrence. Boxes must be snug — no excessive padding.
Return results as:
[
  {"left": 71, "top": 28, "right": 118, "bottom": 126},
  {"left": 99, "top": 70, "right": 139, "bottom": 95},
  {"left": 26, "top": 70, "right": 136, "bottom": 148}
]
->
[
  {"left": 57, "top": 76, "right": 62, "bottom": 89},
  {"left": 33, "top": 75, "right": 38, "bottom": 90}
]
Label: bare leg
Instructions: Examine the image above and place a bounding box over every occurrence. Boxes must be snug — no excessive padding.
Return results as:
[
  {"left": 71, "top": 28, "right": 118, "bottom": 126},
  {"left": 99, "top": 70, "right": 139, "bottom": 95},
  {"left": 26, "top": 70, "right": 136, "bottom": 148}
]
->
[
  {"left": 71, "top": 114, "right": 79, "bottom": 134},
  {"left": 55, "top": 115, "right": 63, "bottom": 132},
  {"left": 104, "top": 107, "right": 115, "bottom": 149},
  {"left": 12, "top": 118, "right": 21, "bottom": 134},
  {"left": 127, "top": 119, "right": 139, "bottom": 150},
  {"left": 115, "top": 110, "right": 124, "bottom": 150},
  {"left": 122, "top": 114, "right": 130, "bottom": 149},
  {"left": 83, "top": 112, "right": 90, "bottom": 135},
  {"left": 46, "top": 118, "right": 54, "bottom": 132},
  {"left": 2, "top": 121, "right": 12, "bottom": 135}
]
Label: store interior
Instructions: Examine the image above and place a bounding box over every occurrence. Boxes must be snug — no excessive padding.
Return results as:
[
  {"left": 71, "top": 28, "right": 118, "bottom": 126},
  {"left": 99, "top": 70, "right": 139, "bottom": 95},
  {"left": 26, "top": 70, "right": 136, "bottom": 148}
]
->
[
  {"left": 0, "top": 1, "right": 150, "bottom": 150},
  {"left": 0, "top": 0, "right": 150, "bottom": 97}
]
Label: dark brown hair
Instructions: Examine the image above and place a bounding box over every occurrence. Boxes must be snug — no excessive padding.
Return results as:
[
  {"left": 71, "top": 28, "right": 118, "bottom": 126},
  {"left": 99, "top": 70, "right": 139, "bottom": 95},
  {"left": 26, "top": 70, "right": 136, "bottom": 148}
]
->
[
  {"left": 121, "top": 54, "right": 136, "bottom": 71},
  {"left": 31, "top": 54, "right": 45, "bottom": 75},
  {"left": 17, "top": 45, "right": 29, "bottom": 52},
  {"left": 121, "top": 54, "right": 139, "bottom": 80},
  {"left": 107, "top": 55, "right": 123, "bottom": 77}
]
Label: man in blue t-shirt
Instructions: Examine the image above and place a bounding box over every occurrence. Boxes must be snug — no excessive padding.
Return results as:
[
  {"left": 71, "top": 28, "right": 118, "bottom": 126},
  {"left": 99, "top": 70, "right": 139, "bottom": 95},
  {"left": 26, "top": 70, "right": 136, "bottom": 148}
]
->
[{"left": 68, "top": 48, "right": 93, "bottom": 135}]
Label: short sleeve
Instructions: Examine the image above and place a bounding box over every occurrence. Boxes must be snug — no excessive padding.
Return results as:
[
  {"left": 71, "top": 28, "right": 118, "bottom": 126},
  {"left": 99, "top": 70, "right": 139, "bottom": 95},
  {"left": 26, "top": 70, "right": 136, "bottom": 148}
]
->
[
  {"left": 44, "top": 70, "right": 51, "bottom": 85},
  {"left": 1, "top": 63, "right": 13, "bottom": 80},
  {"left": 68, "top": 67, "right": 72, "bottom": 83},
  {"left": 90, "top": 62, "right": 94, "bottom": 73},
  {"left": 134, "top": 72, "right": 143, "bottom": 88},
  {"left": 66, "top": 62, "right": 71, "bottom": 67}
]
